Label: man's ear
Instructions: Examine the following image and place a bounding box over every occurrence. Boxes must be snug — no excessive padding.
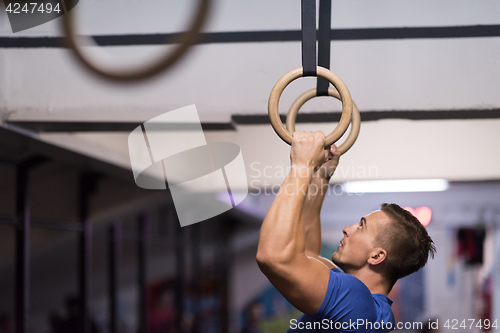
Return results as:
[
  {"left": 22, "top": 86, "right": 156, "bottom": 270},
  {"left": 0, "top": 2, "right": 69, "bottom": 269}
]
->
[{"left": 367, "top": 248, "right": 387, "bottom": 266}]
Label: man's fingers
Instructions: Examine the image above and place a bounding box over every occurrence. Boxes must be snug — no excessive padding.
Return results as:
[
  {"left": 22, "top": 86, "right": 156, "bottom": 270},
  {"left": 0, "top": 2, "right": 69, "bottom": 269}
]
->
[
  {"left": 315, "top": 130, "right": 326, "bottom": 143},
  {"left": 315, "top": 130, "right": 325, "bottom": 136},
  {"left": 330, "top": 144, "right": 341, "bottom": 157}
]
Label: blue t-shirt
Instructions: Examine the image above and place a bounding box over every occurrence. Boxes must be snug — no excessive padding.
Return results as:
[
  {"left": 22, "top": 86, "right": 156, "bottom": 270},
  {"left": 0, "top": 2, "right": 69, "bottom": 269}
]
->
[{"left": 287, "top": 268, "right": 395, "bottom": 332}]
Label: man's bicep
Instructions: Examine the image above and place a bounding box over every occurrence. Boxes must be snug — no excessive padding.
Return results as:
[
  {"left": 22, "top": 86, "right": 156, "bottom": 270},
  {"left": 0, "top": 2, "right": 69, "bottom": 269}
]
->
[{"left": 263, "top": 255, "right": 331, "bottom": 316}]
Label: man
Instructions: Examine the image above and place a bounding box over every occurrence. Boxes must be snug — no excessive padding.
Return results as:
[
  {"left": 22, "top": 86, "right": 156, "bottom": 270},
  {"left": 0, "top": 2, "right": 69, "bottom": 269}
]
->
[{"left": 256, "top": 131, "right": 436, "bottom": 332}]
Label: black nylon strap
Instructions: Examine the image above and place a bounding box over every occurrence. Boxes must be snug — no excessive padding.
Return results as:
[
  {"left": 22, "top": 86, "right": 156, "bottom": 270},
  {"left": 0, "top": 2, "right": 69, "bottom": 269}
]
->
[
  {"left": 317, "top": 0, "right": 332, "bottom": 95},
  {"left": 301, "top": 0, "right": 317, "bottom": 76}
]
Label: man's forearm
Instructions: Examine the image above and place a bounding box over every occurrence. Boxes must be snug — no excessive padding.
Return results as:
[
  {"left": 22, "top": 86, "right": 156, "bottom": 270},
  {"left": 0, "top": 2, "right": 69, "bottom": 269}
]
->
[
  {"left": 303, "top": 176, "right": 329, "bottom": 257},
  {"left": 256, "top": 166, "right": 314, "bottom": 264}
]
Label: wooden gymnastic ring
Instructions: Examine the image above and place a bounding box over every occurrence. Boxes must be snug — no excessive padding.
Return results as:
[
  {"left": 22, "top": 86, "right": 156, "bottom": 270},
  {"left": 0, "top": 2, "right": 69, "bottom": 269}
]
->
[
  {"left": 268, "top": 66, "right": 352, "bottom": 147},
  {"left": 286, "top": 87, "right": 360, "bottom": 155},
  {"left": 61, "top": 0, "right": 211, "bottom": 82}
]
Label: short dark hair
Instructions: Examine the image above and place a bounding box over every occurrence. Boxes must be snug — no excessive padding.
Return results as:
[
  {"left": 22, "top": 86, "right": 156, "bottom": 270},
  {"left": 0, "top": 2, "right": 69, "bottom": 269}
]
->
[{"left": 376, "top": 203, "right": 436, "bottom": 285}]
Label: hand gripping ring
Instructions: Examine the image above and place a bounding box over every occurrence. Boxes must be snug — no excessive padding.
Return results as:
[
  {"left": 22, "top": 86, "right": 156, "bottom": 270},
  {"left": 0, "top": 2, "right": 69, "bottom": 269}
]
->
[
  {"left": 268, "top": 66, "right": 353, "bottom": 147},
  {"left": 61, "top": 0, "right": 211, "bottom": 82},
  {"left": 286, "top": 87, "right": 360, "bottom": 155}
]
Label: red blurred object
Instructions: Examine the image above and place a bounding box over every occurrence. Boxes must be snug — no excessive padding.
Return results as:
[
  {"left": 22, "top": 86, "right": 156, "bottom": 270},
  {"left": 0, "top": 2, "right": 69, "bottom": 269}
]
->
[{"left": 403, "top": 206, "right": 432, "bottom": 226}]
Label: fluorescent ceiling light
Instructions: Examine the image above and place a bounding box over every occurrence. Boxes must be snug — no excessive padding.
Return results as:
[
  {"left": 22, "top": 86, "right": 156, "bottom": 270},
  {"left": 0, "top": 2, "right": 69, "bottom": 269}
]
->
[{"left": 342, "top": 179, "right": 449, "bottom": 193}]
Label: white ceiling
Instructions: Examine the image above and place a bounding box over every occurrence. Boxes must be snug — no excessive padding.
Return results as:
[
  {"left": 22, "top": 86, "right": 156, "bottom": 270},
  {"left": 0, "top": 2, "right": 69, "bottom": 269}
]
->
[{"left": 1, "top": 0, "right": 500, "bottom": 185}]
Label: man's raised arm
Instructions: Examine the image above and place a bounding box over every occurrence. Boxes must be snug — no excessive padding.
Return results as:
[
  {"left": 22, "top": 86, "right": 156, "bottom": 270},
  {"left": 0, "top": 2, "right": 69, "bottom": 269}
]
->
[
  {"left": 302, "top": 146, "right": 340, "bottom": 268},
  {"left": 256, "top": 131, "right": 332, "bottom": 316}
]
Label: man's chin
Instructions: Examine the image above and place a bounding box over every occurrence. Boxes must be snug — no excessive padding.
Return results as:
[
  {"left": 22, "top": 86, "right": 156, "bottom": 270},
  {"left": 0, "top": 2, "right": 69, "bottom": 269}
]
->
[{"left": 331, "top": 255, "right": 345, "bottom": 269}]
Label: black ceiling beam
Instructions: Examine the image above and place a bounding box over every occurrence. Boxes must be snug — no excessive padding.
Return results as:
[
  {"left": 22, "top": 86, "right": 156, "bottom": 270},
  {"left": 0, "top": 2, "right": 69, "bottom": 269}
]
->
[
  {"left": 232, "top": 109, "right": 500, "bottom": 125},
  {"left": 6, "top": 109, "right": 500, "bottom": 132},
  {"left": 1, "top": 25, "right": 500, "bottom": 48},
  {"left": 5, "top": 121, "right": 236, "bottom": 133}
]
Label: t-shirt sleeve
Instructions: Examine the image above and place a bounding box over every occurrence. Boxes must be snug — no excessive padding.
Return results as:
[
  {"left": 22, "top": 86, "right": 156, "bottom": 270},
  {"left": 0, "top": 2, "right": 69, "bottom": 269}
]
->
[{"left": 311, "top": 269, "right": 378, "bottom": 325}]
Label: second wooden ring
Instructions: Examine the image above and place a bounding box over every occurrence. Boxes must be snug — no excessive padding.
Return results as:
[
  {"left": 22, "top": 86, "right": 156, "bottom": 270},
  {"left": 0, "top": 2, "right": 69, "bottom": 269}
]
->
[{"left": 286, "top": 87, "right": 361, "bottom": 155}]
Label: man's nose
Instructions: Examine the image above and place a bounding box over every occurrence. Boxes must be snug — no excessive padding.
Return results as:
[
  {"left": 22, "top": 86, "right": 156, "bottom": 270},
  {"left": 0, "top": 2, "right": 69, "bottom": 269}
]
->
[{"left": 342, "top": 223, "right": 357, "bottom": 237}]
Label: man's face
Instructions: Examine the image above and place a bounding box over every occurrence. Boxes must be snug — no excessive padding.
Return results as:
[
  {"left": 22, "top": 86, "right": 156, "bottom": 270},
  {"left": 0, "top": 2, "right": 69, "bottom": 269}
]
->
[{"left": 331, "top": 210, "right": 392, "bottom": 273}]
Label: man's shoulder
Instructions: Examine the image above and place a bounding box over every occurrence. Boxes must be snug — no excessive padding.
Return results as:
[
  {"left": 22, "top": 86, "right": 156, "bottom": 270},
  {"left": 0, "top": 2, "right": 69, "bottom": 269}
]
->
[
  {"left": 288, "top": 271, "right": 394, "bottom": 332},
  {"left": 329, "top": 269, "right": 373, "bottom": 296},
  {"left": 314, "top": 269, "right": 378, "bottom": 320},
  {"left": 329, "top": 271, "right": 393, "bottom": 316}
]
